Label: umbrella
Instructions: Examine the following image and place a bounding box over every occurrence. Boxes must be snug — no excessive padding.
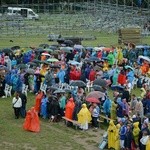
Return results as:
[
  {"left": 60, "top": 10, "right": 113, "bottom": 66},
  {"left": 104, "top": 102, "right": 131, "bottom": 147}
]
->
[
  {"left": 86, "top": 97, "right": 100, "bottom": 103},
  {"left": 39, "top": 44, "right": 49, "bottom": 48},
  {"left": 85, "top": 47, "right": 93, "bottom": 51},
  {"left": 26, "top": 68, "right": 35, "bottom": 74},
  {"left": 54, "top": 89, "right": 66, "bottom": 94},
  {"left": 93, "top": 78, "right": 108, "bottom": 88},
  {"left": 138, "top": 55, "right": 150, "bottom": 63},
  {"left": 93, "top": 47, "right": 103, "bottom": 51},
  {"left": 36, "top": 48, "right": 45, "bottom": 53},
  {"left": 1, "top": 48, "right": 12, "bottom": 53},
  {"left": 41, "top": 53, "right": 51, "bottom": 57},
  {"left": 27, "top": 62, "right": 38, "bottom": 67},
  {"left": 92, "top": 85, "right": 105, "bottom": 92},
  {"left": 86, "top": 91, "right": 104, "bottom": 100},
  {"left": 43, "top": 48, "right": 53, "bottom": 53},
  {"left": 47, "top": 86, "right": 58, "bottom": 91},
  {"left": 50, "top": 64, "right": 60, "bottom": 68},
  {"left": 17, "top": 64, "right": 27, "bottom": 69},
  {"left": 63, "top": 40, "right": 73, "bottom": 46},
  {"left": 60, "top": 47, "right": 73, "bottom": 53},
  {"left": 47, "top": 58, "right": 59, "bottom": 62},
  {"left": 74, "top": 44, "right": 84, "bottom": 50},
  {"left": 69, "top": 80, "right": 86, "bottom": 88},
  {"left": 85, "top": 56, "right": 100, "bottom": 62},
  {"left": 68, "top": 60, "right": 81, "bottom": 66},
  {"left": 111, "top": 85, "right": 125, "bottom": 91},
  {"left": 32, "top": 59, "right": 42, "bottom": 64},
  {"left": 125, "top": 65, "right": 134, "bottom": 71},
  {"left": 11, "top": 46, "right": 20, "bottom": 50}
]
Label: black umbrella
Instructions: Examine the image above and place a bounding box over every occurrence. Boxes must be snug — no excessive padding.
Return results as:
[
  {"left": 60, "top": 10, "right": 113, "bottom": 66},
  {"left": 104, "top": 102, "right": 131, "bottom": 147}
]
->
[
  {"left": 92, "top": 85, "right": 105, "bottom": 92},
  {"left": 17, "top": 64, "right": 27, "bottom": 69},
  {"left": 36, "top": 48, "right": 45, "bottom": 53},
  {"left": 93, "top": 78, "right": 107, "bottom": 88},
  {"left": 70, "top": 80, "right": 86, "bottom": 88},
  {"left": 1, "top": 48, "right": 12, "bottom": 53},
  {"left": 49, "top": 45, "right": 59, "bottom": 50},
  {"left": 63, "top": 40, "right": 73, "bottom": 46},
  {"left": 27, "top": 62, "right": 38, "bottom": 67},
  {"left": 11, "top": 46, "right": 20, "bottom": 50},
  {"left": 111, "top": 85, "right": 124, "bottom": 92},
  {"left": 39, "top": 44, "right": 49, "bottom": 48}
]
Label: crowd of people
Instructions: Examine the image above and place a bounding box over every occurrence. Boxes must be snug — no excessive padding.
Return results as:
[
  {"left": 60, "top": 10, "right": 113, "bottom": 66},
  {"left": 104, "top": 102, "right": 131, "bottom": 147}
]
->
[{"left": 0, "top": 42, "right": 150, "bottom": 149}]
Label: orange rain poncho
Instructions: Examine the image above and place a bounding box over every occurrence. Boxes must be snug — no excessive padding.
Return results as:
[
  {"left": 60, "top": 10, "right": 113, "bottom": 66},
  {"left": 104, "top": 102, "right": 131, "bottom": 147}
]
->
[
  {"left": 77, "top": 104, "right": 92, "bottom": 125},
  {"left": 23, "top": 107, "right": 40, "bottom": 132},
  {"left": 34, "top": 91, "right": 44, "bottom": 114},
  {"left": 65, "top": 98, "right": 75, "bottom": 120}
]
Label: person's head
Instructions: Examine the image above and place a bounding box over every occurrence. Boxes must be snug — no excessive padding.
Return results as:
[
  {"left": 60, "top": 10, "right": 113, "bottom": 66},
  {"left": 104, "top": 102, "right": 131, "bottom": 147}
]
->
[
  {"left": 127, "top": 124, "right": 131, "bottom": 130},
  {"left": 15, "top": 92, "right": 19, "bottom": 98}
]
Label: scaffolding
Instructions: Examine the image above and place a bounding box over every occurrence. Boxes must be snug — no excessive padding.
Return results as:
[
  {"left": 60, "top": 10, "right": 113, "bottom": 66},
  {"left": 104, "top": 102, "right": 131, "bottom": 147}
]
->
[{"left": 0, "top": 0, "right": 149, "bottom": 36}]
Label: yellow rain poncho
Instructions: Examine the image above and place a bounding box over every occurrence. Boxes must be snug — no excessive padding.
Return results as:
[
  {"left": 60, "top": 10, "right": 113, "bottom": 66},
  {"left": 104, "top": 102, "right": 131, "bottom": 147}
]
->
[
  {"left": 133, "top": 122, "right": 140, "bottom": 146},
  {"left": 146, "top": 138, "right": 150, "bottom": 150},
  {"left": 141, "top": 88, "right": 146, "bottom": 98},
  {"left": 115, "top": 124, "right": 121, "bottom": 150},
  {"left": 116, "top": 48, "right": 123, "bottom": 65},
  {"left": 110, "top": 101, "right": 117, "bottom": 120},
  {"left": 107, "top": 120, "right": 116, "bottom": 149},
  {"left": 77, "top": 104, "right": 92, "bottom": 125}
]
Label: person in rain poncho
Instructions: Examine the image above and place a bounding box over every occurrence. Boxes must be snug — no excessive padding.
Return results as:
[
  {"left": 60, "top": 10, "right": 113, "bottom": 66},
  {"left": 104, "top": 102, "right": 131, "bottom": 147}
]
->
[
  {"left": 112, "top": 68, "right": 120, "bottom": 85},
  {"left": 40, "top": 94, "right": 48, "bottom": 119},
  {"left": 65, "top": 97, "right": 75, "bottom": 120},
  {"left": 141, "top": 87, "right": 147, "bottom": 98},
  {"left": 23, "top": 107, "right": 40, "bottom": 132},
  {"left": 34, "top": 91, "right": 44, "bottom": 115},
  {"left": 59, "top": 93, "right": 66, "bottom": 117},
  {"left": 116, "top": 47, "right": 123, "bottom": 65},
  {"left": 133, "top": 122, "right": 141, "bottom": 148},
  {"left": 77, "top": 103, "right": 92, "bottom": 130},
  {"left": 107, "top": 120, "right": 116, "bottom": 149},
  {"left": 135, "top": 97, "right": 144, "bottom": 119},
  {"left": 115, "top": 123, "right": 121, "bottom": 150},
  {"left": 103, "top": 97, "right": 112, "bottom": 118},
  {"left": 110, "top": 99, "right": 117, "bottom": 120},
  {"left": 107, "top": 51, "right": 115, "bottom": 66}
]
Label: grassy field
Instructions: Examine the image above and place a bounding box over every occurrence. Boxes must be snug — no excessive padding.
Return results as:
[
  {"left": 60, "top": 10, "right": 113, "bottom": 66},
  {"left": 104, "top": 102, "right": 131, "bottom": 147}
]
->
[
  {"left": 0, "top": 87, "right": 142, "bottom": 150},
  {"left": 0, "top": 21, "right": 149, "bottom": 149},
  {"left": 0, "top": 31, "right": 150, "bottom": 48}
]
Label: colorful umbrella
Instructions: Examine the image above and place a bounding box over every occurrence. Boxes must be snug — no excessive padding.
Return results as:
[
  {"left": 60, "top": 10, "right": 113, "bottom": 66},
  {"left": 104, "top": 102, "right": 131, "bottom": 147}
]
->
[
  {"left": 125, "top": 65, "right": 134, "bottom": 71},
  {"left": 86, "top": 97, "right": 100, "bottom": 103},
  {"left": 86, "top": 91, "right": 104, "bottom": 100},
  {"left": 41, "top": 53, "right": 51, "bottom": 57},
  {"left": 138, "top": 55, "right": 150, "bottom": 63}
]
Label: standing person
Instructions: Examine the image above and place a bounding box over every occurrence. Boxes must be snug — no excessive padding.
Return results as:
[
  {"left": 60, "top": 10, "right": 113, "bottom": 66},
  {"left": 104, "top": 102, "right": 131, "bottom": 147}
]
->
[
  {"left": 59, "top": 93, "right": 66, "bottom": 117},
  {"left": 12, "top": 92, "right": 22, "bottom": 119},
  {"left": 77, "top": 103, "right": 92, "bottom": 130},
  {"left": 119, "top": 119, "right": 127, "bottom": 150},
  {"left": 91, "top": 103, "right": 100, "bottom": 129},
  {"left": 124, "top": 124, "right": 133, "bottom": 150},
  {"left": 133, "top": 122, "right": 141, "bottom": 149},
  {"left": 23, "top": 107, "right": 40, "bottom": 132},
  {"left": 19, "top": 92, "right": 27, "bottom": 118},
  {"left": 115, "top": 124, "right": 121, "bottom": 150},
  {"left": 135, "top": 97, "right": 144, "bottom": 119},
  {"left": 130, "top": 94, "right": 138, "bottom": 115},
  {"left": 107, "top": 120, "right": 116, "bottom": 149}
]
